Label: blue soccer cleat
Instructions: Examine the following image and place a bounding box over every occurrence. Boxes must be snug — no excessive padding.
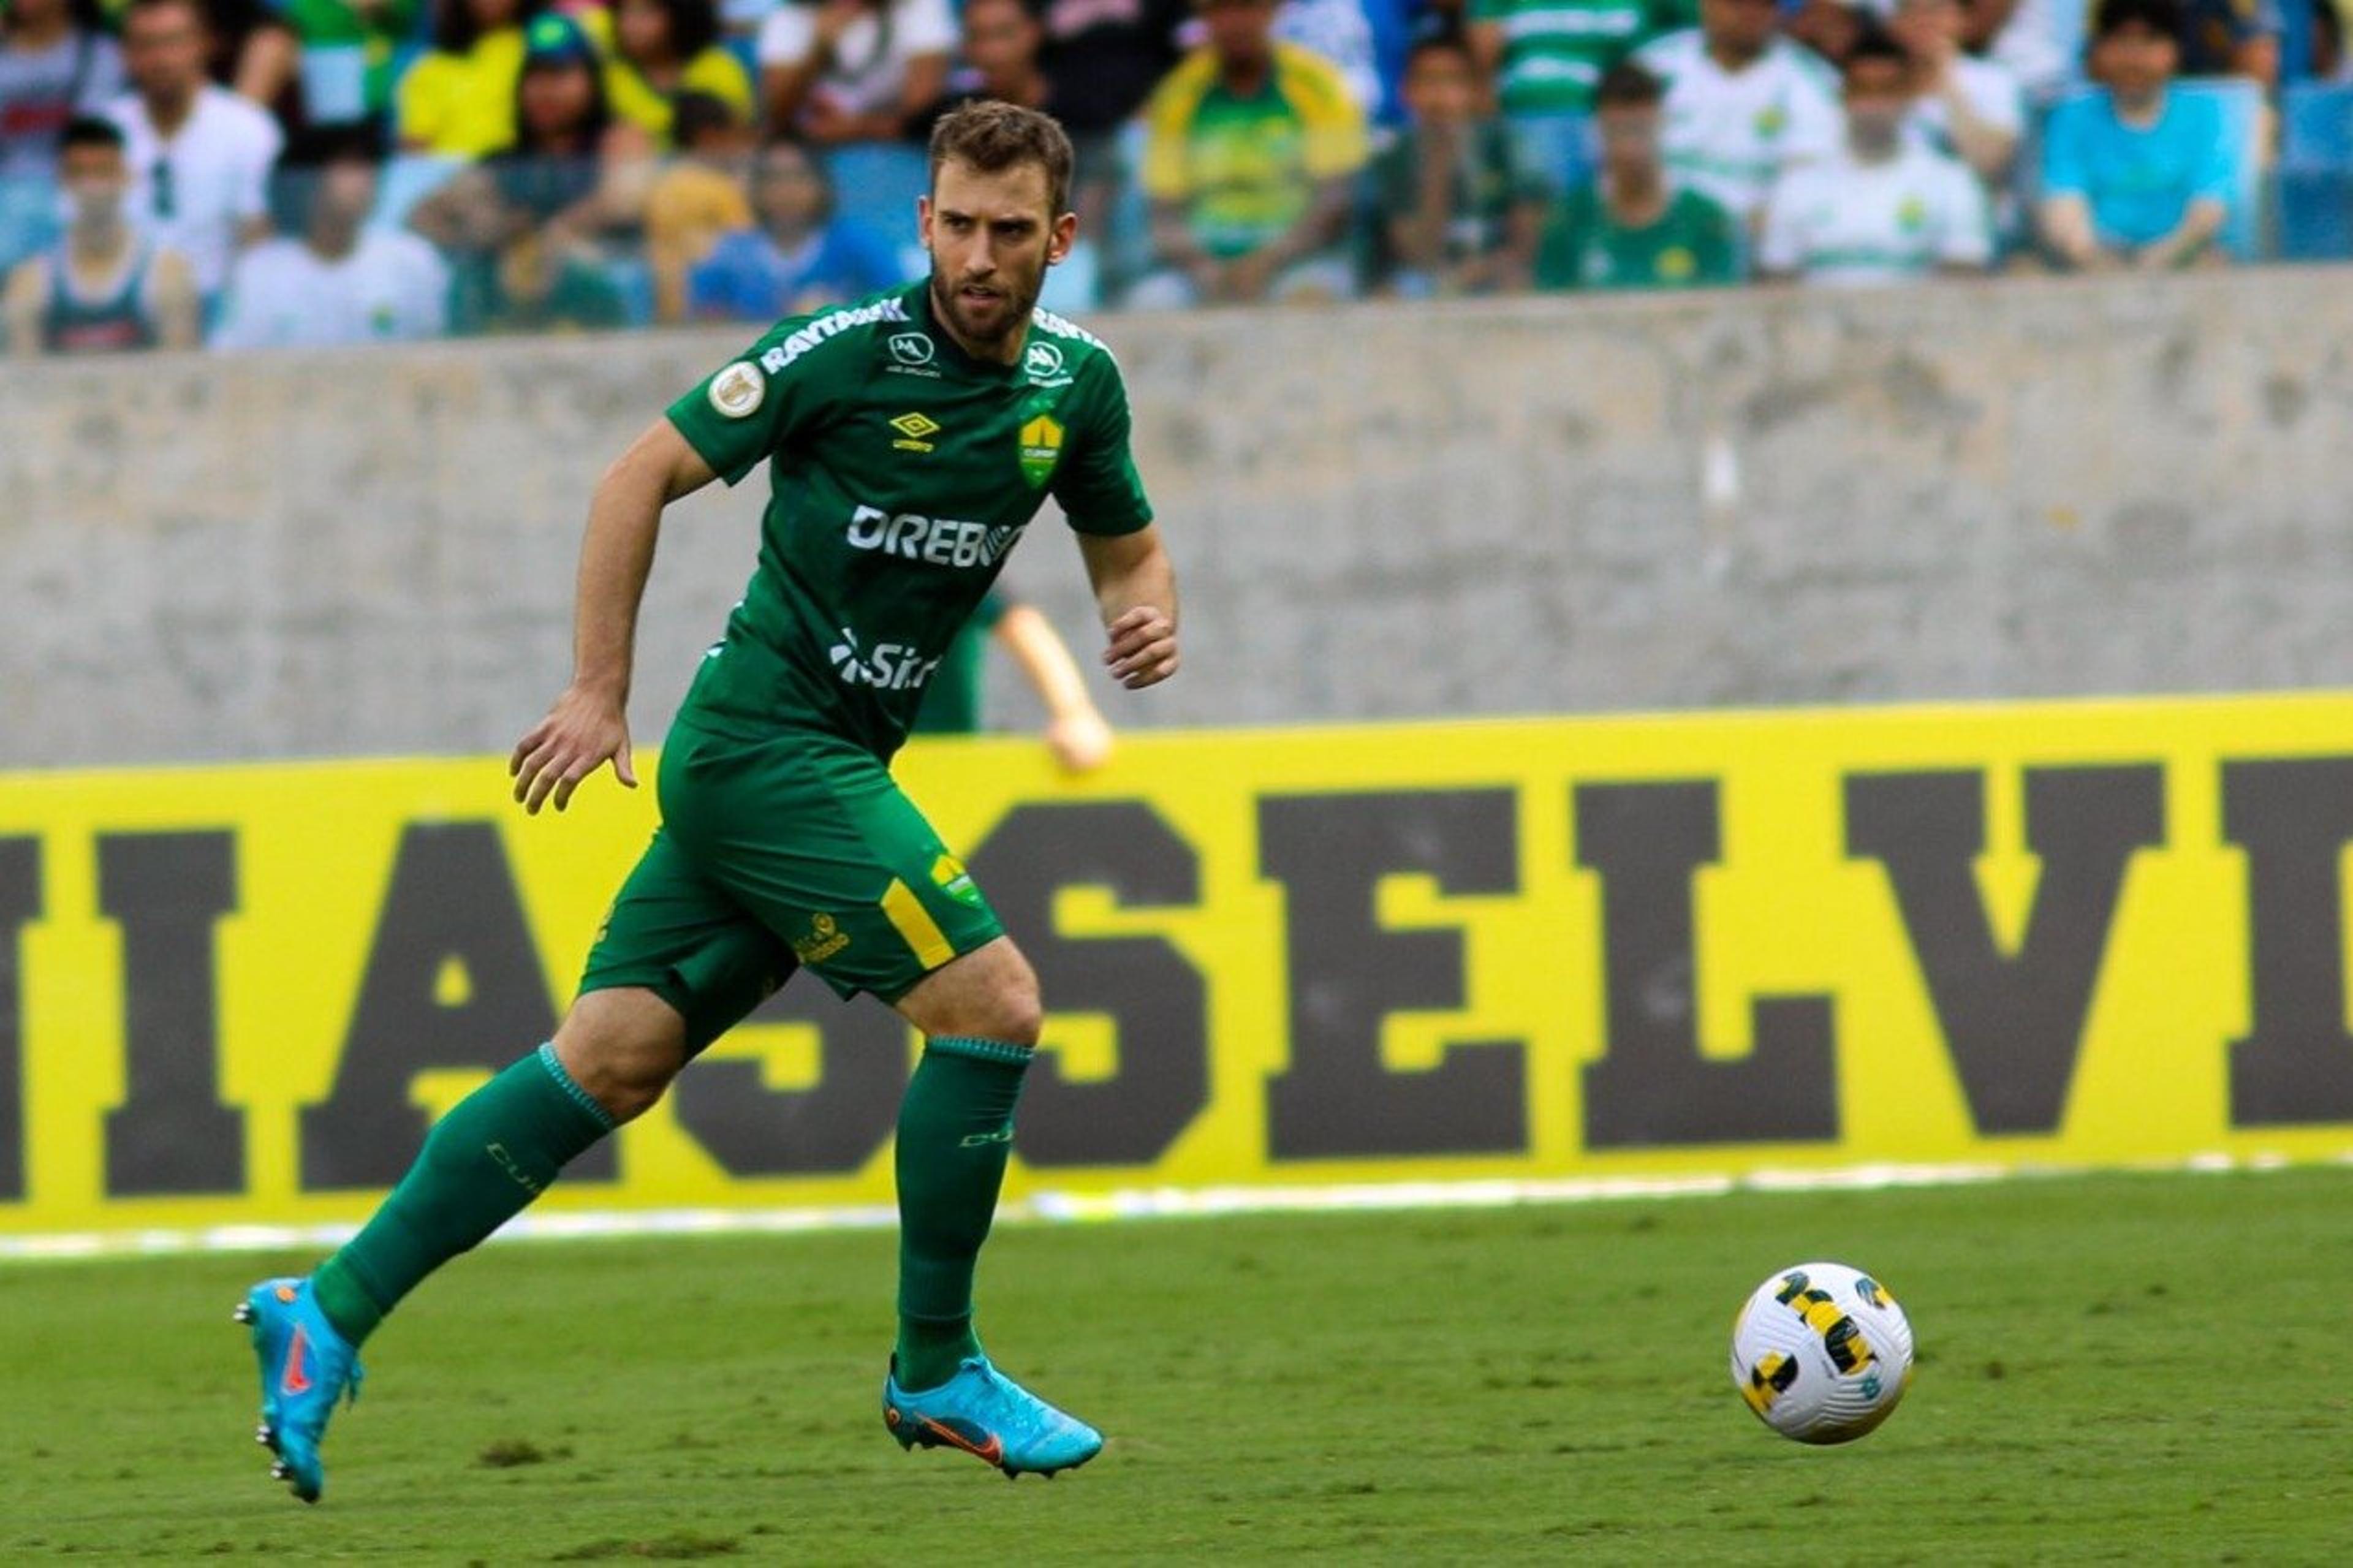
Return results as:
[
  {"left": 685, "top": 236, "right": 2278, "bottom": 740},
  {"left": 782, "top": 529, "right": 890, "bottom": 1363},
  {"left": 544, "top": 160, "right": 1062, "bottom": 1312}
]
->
[
  {"left": 882, "top": 1355, "right": 1103, "bottom": 1480},
  {"left": 233, "top": 1276, "right": 363, "bottom": 1503}
]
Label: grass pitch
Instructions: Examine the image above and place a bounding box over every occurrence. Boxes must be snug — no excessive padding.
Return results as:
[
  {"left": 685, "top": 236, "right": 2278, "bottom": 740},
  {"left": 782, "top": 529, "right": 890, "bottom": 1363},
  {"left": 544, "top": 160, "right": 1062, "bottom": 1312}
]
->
[{"left": 6, "top": 1167, "right": 2352, "bottom": 1564}]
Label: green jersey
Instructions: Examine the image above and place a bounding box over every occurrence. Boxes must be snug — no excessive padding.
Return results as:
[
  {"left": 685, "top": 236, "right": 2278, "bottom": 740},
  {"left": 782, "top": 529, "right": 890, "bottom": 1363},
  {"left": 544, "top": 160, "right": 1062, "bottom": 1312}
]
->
[
  {"left": 1533, "top": 186, "right": 1741, "bottom": 291},
  {"left": 909, "top": 590, "right": 1010, "bottom": 737},
  {"left": 1466, "top": 0, "right": 1671, "bottom": 118},
  {"left": 665, "top": 283, "right": 1152, "bottom": 760}
]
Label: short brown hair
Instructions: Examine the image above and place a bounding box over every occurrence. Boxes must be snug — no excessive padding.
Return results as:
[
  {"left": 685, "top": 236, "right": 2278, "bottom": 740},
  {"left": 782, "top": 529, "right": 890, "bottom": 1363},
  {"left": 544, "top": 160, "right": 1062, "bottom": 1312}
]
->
[{"left": 927, "top": 100, "right": 1074, "bottom": 219}]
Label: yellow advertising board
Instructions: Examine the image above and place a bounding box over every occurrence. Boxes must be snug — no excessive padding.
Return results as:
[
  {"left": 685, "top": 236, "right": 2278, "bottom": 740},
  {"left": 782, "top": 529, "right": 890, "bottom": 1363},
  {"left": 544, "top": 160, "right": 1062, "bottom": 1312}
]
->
[{"left": 6, "top": 692, "right": 2353, "bottom": 1238}]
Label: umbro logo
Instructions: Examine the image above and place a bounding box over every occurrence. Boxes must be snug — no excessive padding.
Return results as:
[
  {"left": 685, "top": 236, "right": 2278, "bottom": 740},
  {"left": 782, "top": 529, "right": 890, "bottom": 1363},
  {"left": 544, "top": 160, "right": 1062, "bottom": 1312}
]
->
[{"left": 890, "top": 412, "right": 942, "bottom": 453}]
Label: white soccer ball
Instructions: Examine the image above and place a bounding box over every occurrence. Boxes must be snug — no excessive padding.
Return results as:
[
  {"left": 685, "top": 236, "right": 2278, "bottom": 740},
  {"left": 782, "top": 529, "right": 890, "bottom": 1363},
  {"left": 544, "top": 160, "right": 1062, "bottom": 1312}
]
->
[{"left": 1730, "top": 1261, "right": 1914, "bottom": 1444}]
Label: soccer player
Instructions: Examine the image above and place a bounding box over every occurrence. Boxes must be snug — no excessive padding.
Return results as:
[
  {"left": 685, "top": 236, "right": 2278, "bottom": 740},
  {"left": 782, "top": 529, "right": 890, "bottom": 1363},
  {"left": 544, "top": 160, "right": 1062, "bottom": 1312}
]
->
[{"left": 235, "top": 99, "right": 1178, "bottom": 1502}]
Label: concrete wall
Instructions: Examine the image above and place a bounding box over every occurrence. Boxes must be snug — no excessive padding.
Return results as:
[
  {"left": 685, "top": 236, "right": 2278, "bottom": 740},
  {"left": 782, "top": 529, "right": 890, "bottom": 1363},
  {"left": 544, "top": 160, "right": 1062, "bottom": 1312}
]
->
[{"left": 6, "top": 269, "right": 2351, "bottom": 769}]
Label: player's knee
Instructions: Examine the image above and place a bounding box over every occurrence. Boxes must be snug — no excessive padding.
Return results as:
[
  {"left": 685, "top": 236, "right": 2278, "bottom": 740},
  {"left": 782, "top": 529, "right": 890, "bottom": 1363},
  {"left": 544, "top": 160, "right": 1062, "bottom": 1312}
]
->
[{"left": 553, "top": 989, "right": 689, "bottom": 1124}]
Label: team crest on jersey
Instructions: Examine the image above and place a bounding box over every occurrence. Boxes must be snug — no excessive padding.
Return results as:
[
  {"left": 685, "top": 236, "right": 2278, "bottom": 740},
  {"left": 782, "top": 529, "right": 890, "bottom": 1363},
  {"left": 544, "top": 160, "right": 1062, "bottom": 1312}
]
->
[
  {"left": 708, "top": 361, "right": 765, "bottom": 419},
  {"left": 1018, "top": 415, "right": 1064, "bottom": 488},
  {"left": 889, "top": 332, "right": 935, "bottom": 366}
]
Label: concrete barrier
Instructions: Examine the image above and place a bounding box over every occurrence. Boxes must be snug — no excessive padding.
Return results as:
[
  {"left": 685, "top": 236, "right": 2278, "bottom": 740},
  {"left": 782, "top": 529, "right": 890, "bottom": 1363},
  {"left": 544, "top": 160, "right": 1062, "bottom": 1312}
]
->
[{"left": 6, "top": 269, "right": 2350, "bottom": 768}]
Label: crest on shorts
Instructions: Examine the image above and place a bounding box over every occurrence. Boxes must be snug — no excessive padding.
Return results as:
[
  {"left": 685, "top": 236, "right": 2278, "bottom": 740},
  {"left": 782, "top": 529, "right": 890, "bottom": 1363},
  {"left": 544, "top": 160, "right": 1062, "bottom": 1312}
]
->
[
  {"left": 792, "top": 911, "right": 852, "bottom": 964},
  {"left": 932, "top": 854, "right": 983, "bottom": 908}
]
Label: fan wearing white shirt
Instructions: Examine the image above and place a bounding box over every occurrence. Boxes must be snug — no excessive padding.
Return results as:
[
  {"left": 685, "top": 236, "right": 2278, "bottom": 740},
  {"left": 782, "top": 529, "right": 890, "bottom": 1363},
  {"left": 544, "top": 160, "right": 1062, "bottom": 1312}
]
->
[
  {"left": 1635, "top": 0, "right": 1842, "bottom": 227},
  {"left": 107, "top": 0, "right": 282, "bottom": 303},
  {"left": 760, "top": 0, "right": 956, "bottom": 142},
  {"left": 1757, "top": 28, "right": 1991, "bottom": 286},
  {"left": 212, "top": 130, "right": 449, "bottom": 349}
]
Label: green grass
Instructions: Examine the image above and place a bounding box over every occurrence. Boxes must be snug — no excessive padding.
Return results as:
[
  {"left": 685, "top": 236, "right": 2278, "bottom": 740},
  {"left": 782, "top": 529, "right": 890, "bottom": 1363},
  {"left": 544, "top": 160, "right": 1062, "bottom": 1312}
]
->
[{"left": 7, "top": 1168, "right": 2353, "bottom": 1564}]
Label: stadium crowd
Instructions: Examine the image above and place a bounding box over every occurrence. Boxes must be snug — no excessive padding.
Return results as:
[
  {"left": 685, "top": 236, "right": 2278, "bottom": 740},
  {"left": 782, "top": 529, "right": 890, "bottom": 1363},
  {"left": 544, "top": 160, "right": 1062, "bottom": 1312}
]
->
[{"left": 1, "top": 0, "right": 2349, "bottom": 350}]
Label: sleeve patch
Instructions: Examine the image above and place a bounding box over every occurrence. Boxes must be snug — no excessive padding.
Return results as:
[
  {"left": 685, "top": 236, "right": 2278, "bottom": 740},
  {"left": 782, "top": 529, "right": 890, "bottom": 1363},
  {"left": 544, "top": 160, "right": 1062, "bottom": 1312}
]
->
[{"left": 708, "top": 360, "right": 767, "bottom": 419}]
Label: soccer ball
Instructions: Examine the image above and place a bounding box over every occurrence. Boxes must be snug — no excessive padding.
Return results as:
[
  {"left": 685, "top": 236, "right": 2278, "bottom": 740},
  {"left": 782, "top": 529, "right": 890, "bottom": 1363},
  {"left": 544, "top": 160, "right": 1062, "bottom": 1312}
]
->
[{"left": 1730, "top": 1261, "right": 1914, "bottom": 1444}]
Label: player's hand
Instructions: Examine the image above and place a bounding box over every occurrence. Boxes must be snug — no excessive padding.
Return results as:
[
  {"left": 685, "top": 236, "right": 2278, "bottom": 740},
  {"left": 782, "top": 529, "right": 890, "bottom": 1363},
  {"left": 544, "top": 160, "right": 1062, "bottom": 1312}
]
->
[
  {"left": 1103, "top": 606, "right": 1179, "bottom": 691},
  {"left": 1044, "top": 708, "right": 1115, "bottom": 773},
  {"left": 510, "top": 686, "right": 637, "bottom": 815}
]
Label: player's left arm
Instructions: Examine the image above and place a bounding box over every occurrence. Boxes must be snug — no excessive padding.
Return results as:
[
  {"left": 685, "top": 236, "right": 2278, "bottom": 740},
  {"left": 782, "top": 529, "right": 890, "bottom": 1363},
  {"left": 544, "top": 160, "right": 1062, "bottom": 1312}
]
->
[{"left": 1078, "top": 525, "right": 1180, "bottom": 691}]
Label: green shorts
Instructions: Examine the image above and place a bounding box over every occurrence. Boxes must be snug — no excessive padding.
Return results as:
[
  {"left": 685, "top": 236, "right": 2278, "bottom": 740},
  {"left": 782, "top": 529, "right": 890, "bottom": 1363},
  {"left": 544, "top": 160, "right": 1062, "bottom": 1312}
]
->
[{"left": 578, "top": 718, "right": 1004, "bottom": 1051}]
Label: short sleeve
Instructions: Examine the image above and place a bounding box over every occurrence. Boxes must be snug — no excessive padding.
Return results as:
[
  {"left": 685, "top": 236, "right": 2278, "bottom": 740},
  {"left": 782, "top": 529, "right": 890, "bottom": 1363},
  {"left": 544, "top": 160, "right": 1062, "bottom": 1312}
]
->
[
  {"left": 234, "top": 110, "right": 285, "bottom": 221},
  {"left": 665, "top": 318, "right": 843, "bottom": 485},
  {"left": 1754, "top": 172, "right": 1806, "bottom": 274},
  {"left": 1051, "top": 357, "right": 1153, "bottom": 537},
  {"left": 757, "top": 4, "right": 816, "bottom": 66},
  {"left": 1691, "top": 195, "right": 1741, "bottom": 282},
  {"left": 684, "top": 47, "right": 757, "bottom": 115},
  {"left": 1781, "top": 69, "right": 1842, "bottom": 167},
  {"left": 1934, "top": 163, "right": 1993, "bottom": 269},
  {"left": 1292, "top": 56, "right": 1370, "bottom": 178},
  {"left": 1139, "top": 66, "right": 1199, "bottom": 200},
  {"left": 2039, "top": 99, "right": 2089, "bottom": 197},
  {"left": 2187, "top": 97, "right": 2238, "bottom": 205},
  {"left": 395, "top": 55, "right": 449, "bottom": 146}
]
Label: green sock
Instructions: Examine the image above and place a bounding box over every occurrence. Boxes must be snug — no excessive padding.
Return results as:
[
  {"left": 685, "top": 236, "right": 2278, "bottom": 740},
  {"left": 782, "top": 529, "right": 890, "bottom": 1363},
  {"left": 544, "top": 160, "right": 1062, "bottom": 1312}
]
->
[
  {"left": 311, "top": 1043, "right": 615, "bottom": 1346},
  {"left": 893, "top": 1036, "right": 1031, "bottom": 1392}
]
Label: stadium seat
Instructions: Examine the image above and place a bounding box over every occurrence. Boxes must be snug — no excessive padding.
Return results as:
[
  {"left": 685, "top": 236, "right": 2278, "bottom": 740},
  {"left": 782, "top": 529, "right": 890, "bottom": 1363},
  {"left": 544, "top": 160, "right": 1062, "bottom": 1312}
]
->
[{"left": 2276, "top": 81, "right": 2353, "bottom": 262}]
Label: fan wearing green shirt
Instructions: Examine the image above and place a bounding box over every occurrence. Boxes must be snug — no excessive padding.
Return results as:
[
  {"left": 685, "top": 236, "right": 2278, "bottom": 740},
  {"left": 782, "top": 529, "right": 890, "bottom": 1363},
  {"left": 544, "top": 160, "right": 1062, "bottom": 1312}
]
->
[
  {"left": 1534, "top": 59, "right": 1740, "bottom": 291},
  {"left": 1468, "top": 0, "right": 1683, "bottom": 194}
]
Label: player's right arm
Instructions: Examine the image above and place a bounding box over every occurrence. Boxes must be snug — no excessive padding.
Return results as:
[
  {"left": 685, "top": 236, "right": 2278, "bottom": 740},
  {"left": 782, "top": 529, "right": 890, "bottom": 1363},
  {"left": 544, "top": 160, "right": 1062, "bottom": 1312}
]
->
[{"left": 510, "top": 419, "right": 718, "bottom": 814}]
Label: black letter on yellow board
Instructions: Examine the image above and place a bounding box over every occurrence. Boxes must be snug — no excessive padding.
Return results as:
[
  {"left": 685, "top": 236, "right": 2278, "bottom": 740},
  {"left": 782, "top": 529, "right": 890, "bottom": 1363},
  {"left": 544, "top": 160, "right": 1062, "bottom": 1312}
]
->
[
  {"left": 2224, "top": 757, "right": 2353, "bottom": 1124},
  {"left": 99, "top": 831, "right": 248, "bottom": 1194},
  {"left": 971, "top": 802, "right": 1209, "bottom": 1166},
  {"left": 1844, "top": 766, "right": 2162, "bottom": 1135},
  {"left": 300, "top": 822, "right": 612, "bottom": 1188},
  {"left": 1578, "top": 781, "right": 1838, "bottom": 1146},
  {"left": 1261, "top": 790, "right": 1526, "bottom": 1158},
  {"left": 0, "top": 837, "right": 38, "bottom": 1202},
  {"left": 670, "top": 984, "right": 908, "bottom": 1174}
]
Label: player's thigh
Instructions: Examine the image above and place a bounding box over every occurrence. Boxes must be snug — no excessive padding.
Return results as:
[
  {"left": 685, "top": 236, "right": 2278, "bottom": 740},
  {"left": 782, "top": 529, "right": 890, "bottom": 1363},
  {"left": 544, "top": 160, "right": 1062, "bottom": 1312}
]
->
[
  {"left": 892, "top": 935, "right": 1042, "bottom": 1043},
  {"left": 578, "top": 825, "right": 798, "bottom": 1058},
  {"left": 661, "top": 725, "right": 1004, "bottom": 1006}
]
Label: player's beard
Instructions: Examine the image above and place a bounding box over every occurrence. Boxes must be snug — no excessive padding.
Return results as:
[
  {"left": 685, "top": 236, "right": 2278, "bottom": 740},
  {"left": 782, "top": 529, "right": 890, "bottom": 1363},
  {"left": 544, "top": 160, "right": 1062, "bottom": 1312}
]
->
[{"left": 928, "top": 261, "right": 1044, "bottom": 357}]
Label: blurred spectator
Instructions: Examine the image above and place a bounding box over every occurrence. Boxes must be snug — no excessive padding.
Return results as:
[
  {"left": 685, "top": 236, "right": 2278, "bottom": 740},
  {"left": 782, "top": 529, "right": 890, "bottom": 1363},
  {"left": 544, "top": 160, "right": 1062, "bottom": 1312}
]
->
[
  {"left": 645, "top": 86, "right": 752, "bottom": 319},
  {"left": 1635, "top": 0, "right": 1840, "bottom": 226},
  {"left": 605, "top": 0, "right": 756, "bottom": 147},
  {"left": 4, "top": 113, "right": 196, "bottom": 349},
  {"left": 2037, "top": 0, "right": 2232, "bottom": 270},
  {"left": 397, "top": 0, "right": 542, "bottom": 157},
  {"left": 1276, "top": 0, "right": 1381, "bottom": 114},
  {"left": 1131, "top": 0, "right": 1367, "bottom": 306},
  {"left": 1889, "top": 0, "right": 2020, "bottom": 188},
  {"left": 1036, "top": 0, "right": 1188, "bottom": 137},
  {"left": 411, "top": 13, "right": 633, "bottom": 251},
  {"left": 1969, "top": 0, "right": 2085, "bottom": 100},
  {"left": 759, "top": 0, "right": 953, "bottom": 143},
  {"left": 175, "top": 0, "right": 298, "bottom": 103},
  {"left": 926, "top": 0, "right": 1068, "bottom": 120},
  {"left": 684, "top": 135, "right": 900, "bottom": 317},
  {"left": 449, "top": 224, "right": 627, "bottom": 329},
  {"left": 1, "top": 0, "right": 126, "bottom": 178},
  {"left": 1374, "top": 29, "right": 1543, "bottom": 294},
  {"left": 212, "top": 127, "right": 447, "bottom": 344},
  {"left": 1468, "top": 0, "right": 1670, "bottom": 195},
  {"left": 109, "top": 0, "right": 282, "bottom": 301},
  {"left": 2180, "top": 0, "right": 2282, "bottom": 82},
  {"left": 1757, "top": 27, "right": 1991, "bottom": 284},
  {"left": 1533, "top": 59, "right": 1739, "bottom": 288},
  {"left": 258, "top": 0, "right": 423, "bottom": 142},
  {"left": 1785, "top": 0, "right": 1865, "bottom": 67}
]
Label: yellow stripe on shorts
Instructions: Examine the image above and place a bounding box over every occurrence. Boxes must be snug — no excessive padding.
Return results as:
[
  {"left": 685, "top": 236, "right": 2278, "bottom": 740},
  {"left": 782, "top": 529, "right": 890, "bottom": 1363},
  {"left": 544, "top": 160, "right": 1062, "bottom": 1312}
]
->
[{"left": 881, "top": 877, "right": 956, "bottom": 970}]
